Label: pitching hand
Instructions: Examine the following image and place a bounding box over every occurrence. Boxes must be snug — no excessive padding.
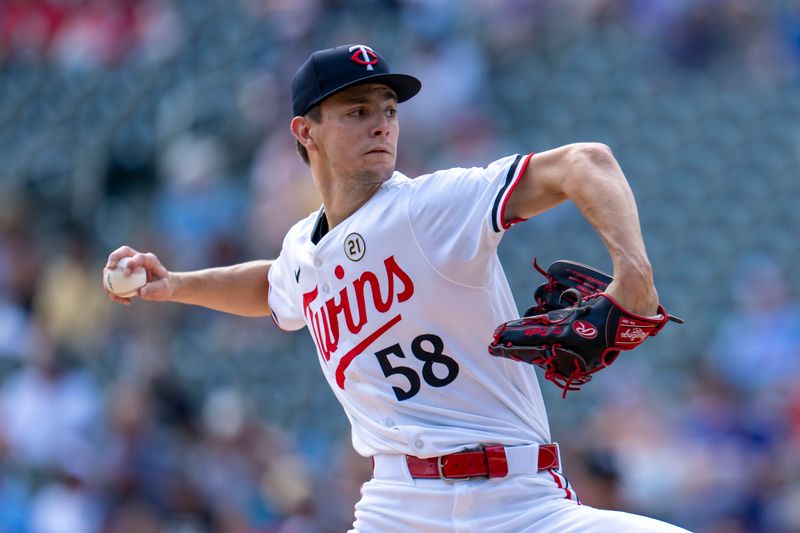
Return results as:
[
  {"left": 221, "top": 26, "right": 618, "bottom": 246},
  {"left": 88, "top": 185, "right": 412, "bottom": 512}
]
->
[{"left": 104, "top": 246, "right": 173, "bottom": 304}]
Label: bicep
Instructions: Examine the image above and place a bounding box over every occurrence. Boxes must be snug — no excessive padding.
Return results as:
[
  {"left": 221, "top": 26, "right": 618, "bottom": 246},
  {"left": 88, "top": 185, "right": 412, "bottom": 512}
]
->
[{"left": 503, "top": 143, "right": 593, "bottom": 222}]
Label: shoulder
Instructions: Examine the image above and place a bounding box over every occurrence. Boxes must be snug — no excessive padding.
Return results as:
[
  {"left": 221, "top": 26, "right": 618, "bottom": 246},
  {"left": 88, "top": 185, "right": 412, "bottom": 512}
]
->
[
  {"left": 402, "top": 155, "right": 523, "bottom": 197},
  {"left": 282, "top": 207, "right": 322, "bottom": 249},
  {"left": 412, "top": 155, "right": 522, "bottom": 186}
]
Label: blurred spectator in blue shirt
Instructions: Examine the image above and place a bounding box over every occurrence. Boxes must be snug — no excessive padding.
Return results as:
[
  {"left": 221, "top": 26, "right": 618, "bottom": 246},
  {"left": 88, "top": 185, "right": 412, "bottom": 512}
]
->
[{"left": 705, "top": 253, "right": 800, "bottom": 394}]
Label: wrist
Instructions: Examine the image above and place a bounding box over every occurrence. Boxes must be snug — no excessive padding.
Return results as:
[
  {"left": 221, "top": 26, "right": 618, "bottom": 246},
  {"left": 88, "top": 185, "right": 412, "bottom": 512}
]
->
[
  {"left": 165, "top": 271, "right": 183, "bottom": 302},
  {"left": 612, "top": 257, "right": 653, "bottom": 286},
  {"left": 606, "top": 258, "right": 658, "bottom": 315}
]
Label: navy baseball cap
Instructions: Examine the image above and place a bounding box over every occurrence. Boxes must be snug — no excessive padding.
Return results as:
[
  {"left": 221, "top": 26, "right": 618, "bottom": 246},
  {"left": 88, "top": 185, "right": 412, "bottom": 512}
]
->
[{"left": 292, "top": 44, "right": 422, "bottom": 117}]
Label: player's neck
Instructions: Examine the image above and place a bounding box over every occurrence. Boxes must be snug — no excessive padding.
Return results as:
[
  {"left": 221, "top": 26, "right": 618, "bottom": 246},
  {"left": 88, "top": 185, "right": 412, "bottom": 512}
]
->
[{"left": 316, "top": 177, "right": 382, "bottom": 229}]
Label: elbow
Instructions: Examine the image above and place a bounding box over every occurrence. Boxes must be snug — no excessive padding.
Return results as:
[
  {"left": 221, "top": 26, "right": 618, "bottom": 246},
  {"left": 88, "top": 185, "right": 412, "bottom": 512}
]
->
[
  {"left": 564, "top": 142, "right": 623, "bottom": 190},
  {"left": 568, "top": 142, "right": 616, "bottom": 170}
]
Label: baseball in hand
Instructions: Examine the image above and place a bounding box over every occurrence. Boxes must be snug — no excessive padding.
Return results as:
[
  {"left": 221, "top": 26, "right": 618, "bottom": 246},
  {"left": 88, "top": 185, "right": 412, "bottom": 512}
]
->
[{"left": 104, "top": 257, "right": 147, "bottom": 298}]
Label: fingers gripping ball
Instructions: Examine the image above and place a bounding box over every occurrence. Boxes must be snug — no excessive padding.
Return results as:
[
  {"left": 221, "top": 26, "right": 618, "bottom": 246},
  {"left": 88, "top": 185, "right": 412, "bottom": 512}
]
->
[
  {"left": 104, "top": 257, "right": 147, "bottom": 298},
  {"left": 488, "top": 259, "right": 683, "bottom": 397}
]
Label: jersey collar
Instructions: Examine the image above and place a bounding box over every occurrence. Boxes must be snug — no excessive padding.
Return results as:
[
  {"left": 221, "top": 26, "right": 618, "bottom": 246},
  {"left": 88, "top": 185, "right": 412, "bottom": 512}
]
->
[{"left": 310, "top": 208, "right": 329, "bottom": 245}]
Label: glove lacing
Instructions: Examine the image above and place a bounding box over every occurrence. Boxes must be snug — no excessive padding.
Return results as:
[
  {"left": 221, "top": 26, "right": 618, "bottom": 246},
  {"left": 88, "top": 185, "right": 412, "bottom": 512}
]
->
[{"left": 533, "top": 258, "right": 557, "bottom": 295}]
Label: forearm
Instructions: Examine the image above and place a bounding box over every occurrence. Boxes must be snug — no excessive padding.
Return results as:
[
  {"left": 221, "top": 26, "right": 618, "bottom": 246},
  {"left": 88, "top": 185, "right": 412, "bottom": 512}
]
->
[
  {"left": 169, "top": 260, "right": 273, "bottom": 317},
  {"left": 559, "top": 145, "right": 659, "bottom": 314},
  {"left": 562, "top": 144, "right": 652, "bottom": 281}
]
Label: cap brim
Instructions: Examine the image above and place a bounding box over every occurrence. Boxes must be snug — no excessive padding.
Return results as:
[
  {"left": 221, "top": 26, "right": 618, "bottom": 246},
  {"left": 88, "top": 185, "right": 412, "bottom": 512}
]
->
[{"left": 303, "top": 73, "right": 421, "bottom": 114}]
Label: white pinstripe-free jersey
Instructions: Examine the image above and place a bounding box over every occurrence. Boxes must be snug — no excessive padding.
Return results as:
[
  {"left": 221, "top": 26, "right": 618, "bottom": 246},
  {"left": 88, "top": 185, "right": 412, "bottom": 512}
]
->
[{"left": 268, "top": 154, "right": 551, "bottom": 458}]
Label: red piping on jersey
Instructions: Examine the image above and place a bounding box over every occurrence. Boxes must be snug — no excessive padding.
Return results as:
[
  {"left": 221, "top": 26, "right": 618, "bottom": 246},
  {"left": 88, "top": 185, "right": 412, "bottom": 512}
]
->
[
  {"left": 335, "top": 313, "right": 402, "bottom": 388},
  {"left": 548, "top": 469, "right": 573, "bottom": 501},
  {"left": 500, "top": 152, "right": 534, "bottom": 230}
]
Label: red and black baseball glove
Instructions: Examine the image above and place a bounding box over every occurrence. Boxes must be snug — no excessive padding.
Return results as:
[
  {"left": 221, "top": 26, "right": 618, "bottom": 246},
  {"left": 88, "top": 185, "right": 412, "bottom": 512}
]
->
[{"left": 488, "top": 259, "right": 683, "bottom": 397}]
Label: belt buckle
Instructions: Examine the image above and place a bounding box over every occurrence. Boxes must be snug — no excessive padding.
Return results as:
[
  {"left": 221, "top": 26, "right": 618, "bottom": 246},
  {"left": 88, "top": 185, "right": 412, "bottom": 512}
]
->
[{"left": 437, "top": 452, "right": 481, "bottom": 482}]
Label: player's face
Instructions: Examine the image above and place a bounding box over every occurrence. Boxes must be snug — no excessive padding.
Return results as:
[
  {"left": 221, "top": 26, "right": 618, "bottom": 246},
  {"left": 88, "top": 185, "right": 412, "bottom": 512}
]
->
[{"left": 313, "top": 84, "right": 399, "bottom": 184}]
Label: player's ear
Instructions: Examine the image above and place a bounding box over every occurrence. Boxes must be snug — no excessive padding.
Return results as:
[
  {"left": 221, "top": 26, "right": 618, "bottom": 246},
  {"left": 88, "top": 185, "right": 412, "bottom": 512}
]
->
[{"left": 290, "top": 116, "right": 318, "bottom": 152}]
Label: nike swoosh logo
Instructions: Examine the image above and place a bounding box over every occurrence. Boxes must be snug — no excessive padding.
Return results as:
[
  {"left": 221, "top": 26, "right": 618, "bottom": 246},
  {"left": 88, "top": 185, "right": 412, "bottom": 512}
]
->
[{"left": 294, "top": 267, "right": 301, "bottom": 283}]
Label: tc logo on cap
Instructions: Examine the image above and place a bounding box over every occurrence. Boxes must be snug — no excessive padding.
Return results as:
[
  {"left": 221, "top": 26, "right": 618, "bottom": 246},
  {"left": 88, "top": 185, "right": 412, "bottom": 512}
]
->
[{"left": 349, "top": 45, "right": 378, "bottom": 71}]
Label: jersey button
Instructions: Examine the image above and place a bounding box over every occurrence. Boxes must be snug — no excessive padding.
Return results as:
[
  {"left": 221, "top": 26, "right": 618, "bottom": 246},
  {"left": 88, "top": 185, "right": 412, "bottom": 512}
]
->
[
  {"left": 351, "top": 373, "right": 360, "bottom": 383},
  {"left": 414, "top": 438, "right": 424, "bottom": 450},
  {"left": 384, "top": 418, "right": 395, "bottom": 428},
  {"left": 314, "top": 258, "right": 322, "bottom": 268},
  {"left": 322, "top": 284, "right": 330, "bottom": 293}
]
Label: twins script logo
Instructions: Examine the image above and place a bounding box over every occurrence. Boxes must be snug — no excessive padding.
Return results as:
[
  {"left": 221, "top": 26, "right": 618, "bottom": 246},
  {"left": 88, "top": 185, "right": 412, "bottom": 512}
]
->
[
  {"left": 349, "top": 45, "right": 378, "bottom": 71},
  {"left": 303, "top": 255, "right": 414, "bottom": 388}
]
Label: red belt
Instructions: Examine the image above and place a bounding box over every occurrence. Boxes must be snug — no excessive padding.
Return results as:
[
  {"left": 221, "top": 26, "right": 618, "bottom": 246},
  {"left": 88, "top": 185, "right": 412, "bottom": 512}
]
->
[{"left": 405, "top": 444, "right": 559, "bottom": 481}]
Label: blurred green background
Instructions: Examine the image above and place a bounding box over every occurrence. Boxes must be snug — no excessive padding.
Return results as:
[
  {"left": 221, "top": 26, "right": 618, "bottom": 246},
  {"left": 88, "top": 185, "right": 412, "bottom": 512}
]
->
[{"left": 1, "top": 1, "right": 799, "bottom": 532}]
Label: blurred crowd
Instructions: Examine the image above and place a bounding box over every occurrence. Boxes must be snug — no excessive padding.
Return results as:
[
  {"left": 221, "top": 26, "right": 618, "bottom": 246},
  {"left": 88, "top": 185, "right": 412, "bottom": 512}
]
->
[
  {"left": 0, "top": 0, "right": 182, "bottom": 68},
  {"left": 1, "top": 0, "right": 800, "bottom": 532}
]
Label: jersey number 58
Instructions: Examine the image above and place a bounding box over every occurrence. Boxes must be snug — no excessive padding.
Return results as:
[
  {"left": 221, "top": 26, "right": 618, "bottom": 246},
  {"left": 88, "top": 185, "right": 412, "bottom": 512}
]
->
[{"left": 374, "top": 334, "right": 460, "bottom": 401}]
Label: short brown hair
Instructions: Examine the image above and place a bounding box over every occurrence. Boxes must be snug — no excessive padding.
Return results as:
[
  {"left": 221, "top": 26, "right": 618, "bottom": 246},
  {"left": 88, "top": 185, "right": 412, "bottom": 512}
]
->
[{"left": 296, "top": 105, "right": 322, "bottom": 165}]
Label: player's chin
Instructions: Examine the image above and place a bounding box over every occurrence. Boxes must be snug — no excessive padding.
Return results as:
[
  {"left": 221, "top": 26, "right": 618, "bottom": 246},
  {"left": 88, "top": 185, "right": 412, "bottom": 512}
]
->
[
  {"left": 357, "top": 161, "right": 395, "bottom": 183},
  {"left": 375, "top": 166, "right": 395, "bottom": 183}
]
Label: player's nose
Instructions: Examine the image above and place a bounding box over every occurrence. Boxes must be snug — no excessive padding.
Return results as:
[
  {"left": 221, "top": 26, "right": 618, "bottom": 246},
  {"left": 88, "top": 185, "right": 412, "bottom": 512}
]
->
[{"left": 370, "top": 114, "right": 392, "bottom": 137}]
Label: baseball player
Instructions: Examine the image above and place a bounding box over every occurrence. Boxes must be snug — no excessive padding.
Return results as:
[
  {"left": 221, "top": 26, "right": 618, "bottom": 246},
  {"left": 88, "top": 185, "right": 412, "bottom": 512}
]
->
[{"left": 105, "top": 44, "right": 689, "bottom": 532}]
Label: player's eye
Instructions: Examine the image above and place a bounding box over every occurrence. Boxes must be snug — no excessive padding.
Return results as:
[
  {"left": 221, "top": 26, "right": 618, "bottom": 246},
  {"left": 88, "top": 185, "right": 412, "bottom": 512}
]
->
[
  {"left": 385, "top": 108, "right": 397, "bottom": 118},
  {"left": 348, "top": 108, "right": 366, "bottom": 117}
]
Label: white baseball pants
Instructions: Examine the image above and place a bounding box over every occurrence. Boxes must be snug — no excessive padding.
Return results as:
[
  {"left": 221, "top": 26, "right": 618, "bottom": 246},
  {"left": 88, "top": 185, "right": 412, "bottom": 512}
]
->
[{"left": 350, "top": 453, "right": 692, "bottom": 533}]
